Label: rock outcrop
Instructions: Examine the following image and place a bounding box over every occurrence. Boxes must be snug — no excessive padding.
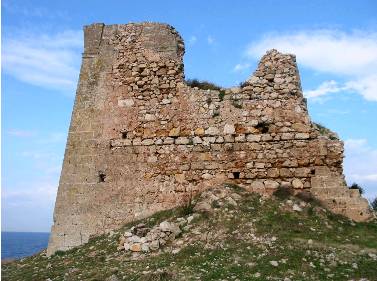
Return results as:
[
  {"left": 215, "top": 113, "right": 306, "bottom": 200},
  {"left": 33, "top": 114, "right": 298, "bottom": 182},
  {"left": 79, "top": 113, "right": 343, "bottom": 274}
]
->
[{"left": 47, "top": 22, "right": 372, "bottom": 256}]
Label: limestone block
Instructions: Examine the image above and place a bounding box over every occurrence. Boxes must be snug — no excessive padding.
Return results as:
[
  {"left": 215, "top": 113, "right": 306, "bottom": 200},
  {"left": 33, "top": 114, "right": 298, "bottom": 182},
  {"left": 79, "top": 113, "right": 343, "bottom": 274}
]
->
[
  {"left": 224, "top": 135, "right": 235, "bottom": 143},
  {"left": 282, "top": 159, "right": 298, "bottom": 167},
  {"left": 248, "top": 76, "right": 259, "bottom": 84},
  {"left": 246, "top": 134, "right": 261, "bottom": 142},
  {"left": 145, "top": 114, "right": 156, "bottom": 121},
  {"left": 255, "top": 162, "right": 265, "bottom": 169},
  {"left": 235, "top": 135, "right": 246, "bottom": 142},
  {"left": 295, "top": 133, "right": 310, "bottom": 139},
  {"left": 281, "top": 133, "right": 294, "bottom": 140},
  {"left": 130, "top": 243, "right": 142, "bottom": 252},
  {"left": 292, "top": 178, "right": 304, "bottom": 189},
  {"left": 175, "top": 137, "right": 190, "bottom": 145},
  {"left": 250, "top": 181, "right": 265, "bottom": 190},
  {"left": 224, "top": 124, "right": 235, "bottom": 135},
  {"left": 193, "top": 136, "right": 202, "bottom": 144},
  {"left": 294, "top": 167, "right": 311, "bottom": 177},
  {"left": 267, "top": 168, "right": 279, "bottom": 178},
  {"left": 215, "top": 136, "right": 224, "bottom": 143},
  {"left": 142, "top": 139, "right": 154, "bottom": 146},
  {"left": 194, "top": 128, "right": 205, "bottom": 136},
  {"left": 118, "top": 98, "right": 134, "bottom": 107},
  {"left": 169, "top": 127, "right": 180, "bottom": 137},
  {"left": 161, "top": 99, "right": 171, "bottom": 104},
  {"left": 164, "top": 137, "right": 175, "bottom": 144},
  {"left": 264, "top": 180, "right": 279, "bottom": 189},
  {"left": 292, "top": 123, "right": 310, "bottom": 132},
  {"left": 201, "top": 173, "right": 213, "bottom": 180},
  {"left": 205, "top": 127, "right": 220, "bottom": 136}
]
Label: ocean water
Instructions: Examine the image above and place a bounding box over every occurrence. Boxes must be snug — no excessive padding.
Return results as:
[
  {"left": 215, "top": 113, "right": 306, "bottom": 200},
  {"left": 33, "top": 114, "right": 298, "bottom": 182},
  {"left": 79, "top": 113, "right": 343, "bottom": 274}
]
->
[{"left": 2, "top": 232, "right": 50, "bottom": 260}]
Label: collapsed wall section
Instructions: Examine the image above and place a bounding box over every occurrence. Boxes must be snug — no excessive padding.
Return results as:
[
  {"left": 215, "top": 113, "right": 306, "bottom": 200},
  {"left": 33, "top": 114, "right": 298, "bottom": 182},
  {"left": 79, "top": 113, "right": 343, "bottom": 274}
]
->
[{"left": 47, "top": 23, "right": 372, "bottom": 255}]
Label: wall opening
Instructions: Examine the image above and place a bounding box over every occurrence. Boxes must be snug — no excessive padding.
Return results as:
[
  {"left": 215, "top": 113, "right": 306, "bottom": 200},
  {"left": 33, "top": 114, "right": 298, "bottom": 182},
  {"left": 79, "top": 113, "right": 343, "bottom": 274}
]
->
[
  {"left": 121, "top": 131, "right": 128, "bottom": 139},
  {"left": 98, "top": 171, "right": 106, "bottom": 183},
  {"left": 255, "top": 121, "right": 269, "bottom": 134},
  {"left": 233, "top": 172, "right": 240, "bottom": 179}
]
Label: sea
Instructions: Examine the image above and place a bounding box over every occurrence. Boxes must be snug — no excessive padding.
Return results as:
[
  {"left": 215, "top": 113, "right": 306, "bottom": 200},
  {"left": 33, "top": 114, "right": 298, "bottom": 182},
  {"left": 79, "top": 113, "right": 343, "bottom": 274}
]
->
[{"left": 1, "top": 232, "right": 50, "bottom": 260}]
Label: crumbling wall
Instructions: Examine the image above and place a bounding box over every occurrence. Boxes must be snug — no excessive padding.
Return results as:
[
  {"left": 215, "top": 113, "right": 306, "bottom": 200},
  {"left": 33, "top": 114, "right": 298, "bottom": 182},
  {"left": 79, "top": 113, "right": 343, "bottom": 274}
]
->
[{"left": 47, "top": 22, "right": 372, "bottom": 256}]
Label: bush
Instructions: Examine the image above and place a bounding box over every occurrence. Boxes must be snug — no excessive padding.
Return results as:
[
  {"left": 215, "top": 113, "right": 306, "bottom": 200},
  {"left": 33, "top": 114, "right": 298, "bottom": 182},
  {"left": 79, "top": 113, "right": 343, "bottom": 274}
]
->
[
  {"left": 371, "top": 198, "right": 377, "bottom": 211},
  {"left": 313, "top": 122, "right": 338, "bottom": 140},
  {"left": 218, "top": 90, "right": 225, "bottom": 101},
  {"left": 232, "top": 100, "right": 242, "bottom": 109},
  {"left": 185, "top": 79, "right": 222, "bottom": 91},
  {"left": 273, "top": 186, "right": 293, "bottom": 200},
  {"left": 239, "top": 81, "right": 248, "bottom": 88},
  {"left": 349, "top": 183, "right": 364, "bottom": 194}
]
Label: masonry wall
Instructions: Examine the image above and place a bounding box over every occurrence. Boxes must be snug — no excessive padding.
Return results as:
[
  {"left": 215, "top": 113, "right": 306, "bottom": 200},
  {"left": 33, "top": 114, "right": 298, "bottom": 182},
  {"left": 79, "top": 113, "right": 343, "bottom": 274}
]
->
[{"left": 47, "top": 23, "right": 372, "bottom": 255}]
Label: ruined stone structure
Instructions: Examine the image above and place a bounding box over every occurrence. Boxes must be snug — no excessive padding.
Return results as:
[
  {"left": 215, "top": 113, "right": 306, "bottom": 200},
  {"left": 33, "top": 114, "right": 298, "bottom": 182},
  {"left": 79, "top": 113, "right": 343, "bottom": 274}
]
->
[{"left": 47, "top": 22, "right": 373, "bottom": 255}]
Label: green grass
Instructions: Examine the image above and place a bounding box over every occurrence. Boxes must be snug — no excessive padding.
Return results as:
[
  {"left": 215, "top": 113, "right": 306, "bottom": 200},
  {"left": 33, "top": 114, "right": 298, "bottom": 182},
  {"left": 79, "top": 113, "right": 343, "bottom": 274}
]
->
[{"left": 3, "top": 184, "right": 377, "bottom": 281}]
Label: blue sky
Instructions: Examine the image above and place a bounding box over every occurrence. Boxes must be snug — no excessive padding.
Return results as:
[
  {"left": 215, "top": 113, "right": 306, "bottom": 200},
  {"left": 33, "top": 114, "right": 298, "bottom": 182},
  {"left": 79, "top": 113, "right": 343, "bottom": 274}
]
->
[{"left": 2, "top": 0, "right": 377, "bottom": 232}]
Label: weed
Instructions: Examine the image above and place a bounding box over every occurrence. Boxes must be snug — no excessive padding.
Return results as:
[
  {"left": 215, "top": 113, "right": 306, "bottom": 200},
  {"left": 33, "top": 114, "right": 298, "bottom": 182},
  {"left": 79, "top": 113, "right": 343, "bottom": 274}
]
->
[
  {"left": 371, "top": 197, "right": 377, "bottom": 211},
  {"left": 273, "top": 186, "right": 293, "bottom": 200},
  {"left": 232, "top": 100, "right": 242, "bottom": 109},
  {"left": 314, "top": 122, "right": 338, "bottom": 140},
  {"left": 180, "top": 192, "right": 194, "bottom": 216},
  {"left": 54, "top": 250, "right": 66, "bottom": 256},
  {"left": 211, "top": 200, "right": 221, "bottom": 209},
  {"left": 224, "top": 183, "right": 244, "bottom": 192},
  {"left": 349, "top": 183, "right": 364, "bottom": 194},
  {"left": 239, "top": 81, "right": 248, "bottom": 88},
  {"left": 218, "top": 90, "right": 225, "bottom": 101}
]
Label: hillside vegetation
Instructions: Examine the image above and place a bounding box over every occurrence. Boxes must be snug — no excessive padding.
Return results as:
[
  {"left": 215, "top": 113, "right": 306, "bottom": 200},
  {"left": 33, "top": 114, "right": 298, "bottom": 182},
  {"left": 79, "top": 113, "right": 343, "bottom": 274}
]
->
[{"left": 2, "top": 184, "right": 377, "bottom": 281}]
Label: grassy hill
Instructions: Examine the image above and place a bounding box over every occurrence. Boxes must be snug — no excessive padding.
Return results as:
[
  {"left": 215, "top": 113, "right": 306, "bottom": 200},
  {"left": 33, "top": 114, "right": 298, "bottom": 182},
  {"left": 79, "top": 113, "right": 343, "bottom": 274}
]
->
[{"left": 2, "top": 184, "right": 377, "bottom": 281}]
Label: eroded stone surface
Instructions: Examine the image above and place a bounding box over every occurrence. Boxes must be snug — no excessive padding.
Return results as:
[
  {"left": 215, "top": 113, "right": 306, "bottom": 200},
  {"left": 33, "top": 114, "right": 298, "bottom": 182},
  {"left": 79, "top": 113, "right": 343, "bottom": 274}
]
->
[{"left": 47, "top": 22, "right": 373, "bottom": 256}]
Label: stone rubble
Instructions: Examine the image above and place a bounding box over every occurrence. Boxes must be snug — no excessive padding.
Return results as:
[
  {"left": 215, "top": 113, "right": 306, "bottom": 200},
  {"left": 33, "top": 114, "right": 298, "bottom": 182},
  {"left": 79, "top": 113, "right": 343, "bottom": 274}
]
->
[{"left": 117, "top": 221, "right": 182, "bottom": 253}]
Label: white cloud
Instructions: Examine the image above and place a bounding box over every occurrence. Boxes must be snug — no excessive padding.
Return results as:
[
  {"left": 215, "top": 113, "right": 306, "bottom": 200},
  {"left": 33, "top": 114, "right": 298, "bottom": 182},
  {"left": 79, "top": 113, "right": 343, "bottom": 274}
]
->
[
  {"left": 2, "top": 182, "right": 58, "bottom": 206},
  {"left": 189, "top": 36, "right": 197, "bottom": 45},
  {"left": 2, "top": 0, "right": 68, "bottom": 20},
  {"left": 304, "top": 80, "right": 344, "bottom": 99},
  {"left": 344, "top": 139, "right": 377, "bottom": 199},
  {"left": 8, "top": 129, "right": 36, "bottom": 137},
  {"left": 246, "top": 29, "right": 377, "bottom": 101},
  {"left": 233, "top": 63, "right": 251, "bottom": 72},
  {"left": 345, "top": 74, "right": 377, "bottom": 102},
  {"left": 207, "top": 35, "right": 215, "bottom": 45},
  {"left": 2, "top": 30, "right": 82, "bottom": 93},
  {"left": 37, "top": 132, "right": 67, "bottom": 144}
]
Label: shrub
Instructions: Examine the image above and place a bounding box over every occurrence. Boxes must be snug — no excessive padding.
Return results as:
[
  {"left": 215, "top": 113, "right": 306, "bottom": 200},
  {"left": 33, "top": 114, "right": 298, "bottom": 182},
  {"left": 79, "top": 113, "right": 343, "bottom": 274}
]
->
[
  {"left": 218, "top": 90, "right": 225, "bottom": 101},
  {"left": 273, "top": 186, "right": 293, "bottom": 200},
  {"left": 349, "top": 183, "right": 364, "bottom": 194},
  {"left": 185, "top": 79, "right": 222, "bottom": 91},
  {"left": 313, "top": 122, "right": 338, "bottom": 140},
  {"left": 232, "top": 100, "right": 242, "bottom": 109},
  {"left": 53, "top": 250, "right": 65, "bottom": 257},
  {"left": 180, "top": 192, "right": 194, "bottom": 216},
  {"left": 239, "top": 81, "right": 248, "bottom": 88},
  {"left": 371, "top": 197, "right": 377, "bottom": 211}
]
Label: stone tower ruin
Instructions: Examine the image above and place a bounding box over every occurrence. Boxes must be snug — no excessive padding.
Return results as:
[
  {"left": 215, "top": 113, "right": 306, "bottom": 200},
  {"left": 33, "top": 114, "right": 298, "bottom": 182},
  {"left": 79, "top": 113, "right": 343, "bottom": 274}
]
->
[{"left": 47, "top": 22, "right": 373, "bottom": 255}]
